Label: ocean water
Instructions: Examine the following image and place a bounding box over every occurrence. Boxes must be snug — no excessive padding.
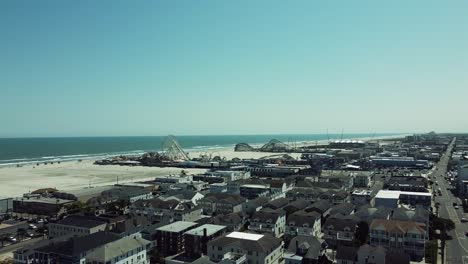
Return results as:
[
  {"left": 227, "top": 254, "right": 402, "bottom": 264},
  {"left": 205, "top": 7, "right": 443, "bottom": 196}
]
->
[{"left": 0, "top": 134, "right": 397, "bottom": 165}]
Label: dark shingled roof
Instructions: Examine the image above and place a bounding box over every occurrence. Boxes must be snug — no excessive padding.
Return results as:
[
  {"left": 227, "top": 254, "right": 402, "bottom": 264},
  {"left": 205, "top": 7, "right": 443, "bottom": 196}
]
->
[
  {"left": 202, "top": 193, "right": 246, "bottom": 205},
  {"left": 287, "top": 211, "right": 321, "bottom": 226},
  {"left": 305, "top": 200, "right": 332, "bottom": 214},
  {"left": 57, "top": 215, "right": 108, "bottom": 228},
  {"left": 264, "top": 198, "right": 290, "bottom": 210},
  {"left": 283, "top": 200, "right": 310, "bottom": 215},
  {"left": 252, "top": 208, "right": 286, "bottom": 223},
  {"left": 287, "top": 236, "right": 322, "bottom": 260},
  {"left": 132, "top": 198, "right": 179, "bottom": 210},
  {"left": 329, "top": 203, "right": 355, "bottom": 216},
  {"left": 323, "top": 214, "right": 358, "bottom": 231},
  {"left": 36, "top": 231, "right": 120, "bottom": 256}
]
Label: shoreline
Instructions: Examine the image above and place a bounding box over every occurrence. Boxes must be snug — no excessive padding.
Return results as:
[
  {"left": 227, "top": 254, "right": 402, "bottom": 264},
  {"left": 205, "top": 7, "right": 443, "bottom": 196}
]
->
[
  {"left": 0, "top": 134, "right": 407, "bottom": 198},
  {"left": 0, "top": 134, "right": 408, "bottom": 168}
]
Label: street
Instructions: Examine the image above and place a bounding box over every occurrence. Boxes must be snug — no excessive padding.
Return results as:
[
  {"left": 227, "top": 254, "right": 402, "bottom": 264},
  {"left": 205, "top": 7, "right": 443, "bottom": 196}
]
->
[{"left": 433, "top": 138, "right": 468, "bottom": 264}]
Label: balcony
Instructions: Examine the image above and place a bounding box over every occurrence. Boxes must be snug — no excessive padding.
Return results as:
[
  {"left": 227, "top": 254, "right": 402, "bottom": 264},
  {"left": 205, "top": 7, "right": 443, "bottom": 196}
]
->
[{"left": 337, "top": 232, "right": 353, "bottom": 241}]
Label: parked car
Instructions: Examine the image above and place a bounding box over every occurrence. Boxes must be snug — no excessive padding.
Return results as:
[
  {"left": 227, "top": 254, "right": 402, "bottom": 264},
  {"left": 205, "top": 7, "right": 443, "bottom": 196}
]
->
[
  {"left": 8, "top": 236, "right": 17, "bottom": 243},
  {"left": 455, "top": 205, "right": 460, "bottom": 209},
  {"left": 461, "top": 218, "right": 468, "bottom": 223}
]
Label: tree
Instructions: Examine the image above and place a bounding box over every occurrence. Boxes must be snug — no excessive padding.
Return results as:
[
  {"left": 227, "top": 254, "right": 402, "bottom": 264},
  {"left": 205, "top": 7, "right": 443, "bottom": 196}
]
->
[
  {"left": 355, "top": 221, "right": 369, "bottom": 246},
  {"left": 431, "top": 215, "right": 455, "bottom": 232}
]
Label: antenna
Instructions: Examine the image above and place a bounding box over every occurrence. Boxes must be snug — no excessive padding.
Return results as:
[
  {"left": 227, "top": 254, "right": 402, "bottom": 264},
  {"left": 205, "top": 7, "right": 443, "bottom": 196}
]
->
[{"left": 340, "top": 128, "right": 344, "bottom": 140}]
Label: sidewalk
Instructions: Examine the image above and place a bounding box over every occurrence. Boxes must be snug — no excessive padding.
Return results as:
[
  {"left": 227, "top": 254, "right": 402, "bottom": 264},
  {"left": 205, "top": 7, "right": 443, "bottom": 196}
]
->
[{"left": 438, "top": 239, "right": 444, "bottom": 264}]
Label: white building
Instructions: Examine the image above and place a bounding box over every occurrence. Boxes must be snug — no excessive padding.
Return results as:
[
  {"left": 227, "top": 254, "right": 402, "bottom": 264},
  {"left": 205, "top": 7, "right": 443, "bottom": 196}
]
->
[
  {"left": 208, "top": 232, "right": 284, "bottom": 264},
  {"left": 86, "top": 236, "right": 151, "bottom": 264}
]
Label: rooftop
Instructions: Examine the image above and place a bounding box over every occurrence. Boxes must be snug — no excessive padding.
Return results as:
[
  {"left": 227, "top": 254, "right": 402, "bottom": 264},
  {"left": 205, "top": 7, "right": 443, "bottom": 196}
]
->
[
  {"left": 226, "top": 231, "right": 264, "bottom": 241},
  {"left": 375, "top": 190, "right": 431, "bottom": 199},
  {"left": 184, "top": 224, "right": 226, "bottom": 237},
  {"left": 57, "top": 215, "right": 108, "bottom": 228},
  {"left": 14, "top": 196, "right": 74, "bottom": 205},
  {"left": 157, "top": 221, "right": 198, "bottom": 233},
  {"left": 240, "top": 184, "right": 269, "bottom": 189}
]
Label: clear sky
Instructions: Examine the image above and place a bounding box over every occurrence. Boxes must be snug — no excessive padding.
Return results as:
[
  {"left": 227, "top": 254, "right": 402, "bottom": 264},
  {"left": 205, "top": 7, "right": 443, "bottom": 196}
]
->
[{"left": 1, "top": 0, "right": 467, "bottom": 137}]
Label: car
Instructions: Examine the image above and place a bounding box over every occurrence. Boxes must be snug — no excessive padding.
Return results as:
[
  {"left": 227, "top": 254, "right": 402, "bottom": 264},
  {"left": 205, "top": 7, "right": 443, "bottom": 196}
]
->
[
  {"left": 28, "top": 224, "right": 37, "bottom": 230},
  {"left": 455, "top": 205, "right": 460, "bottom": 209},
  {"left": 8, "top": 236, "right": 17, "bottom": 243},
  {"left": 37, "top": 219, "right": 45, "bottom": 224},
  {"left": 462, "top": 218, "right": 468, "bottom": 223}
]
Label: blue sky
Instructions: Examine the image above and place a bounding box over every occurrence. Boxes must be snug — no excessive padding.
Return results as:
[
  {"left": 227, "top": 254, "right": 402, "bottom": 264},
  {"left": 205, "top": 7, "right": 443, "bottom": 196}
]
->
[{"left": 1, "top": 0, "right": 467, "bottom": 137}]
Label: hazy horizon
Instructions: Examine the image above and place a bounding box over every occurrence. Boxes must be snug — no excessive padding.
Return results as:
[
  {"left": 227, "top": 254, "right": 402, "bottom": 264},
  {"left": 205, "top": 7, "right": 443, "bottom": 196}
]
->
[{"left": 2, "top": 1, "right": 468, "bottom": 137}]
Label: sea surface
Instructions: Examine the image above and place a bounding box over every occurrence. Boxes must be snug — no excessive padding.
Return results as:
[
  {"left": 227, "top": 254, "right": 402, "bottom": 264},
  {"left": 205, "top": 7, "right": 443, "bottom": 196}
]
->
[{"left": 0, "top": 134, "right": 399, "bottom": 166}]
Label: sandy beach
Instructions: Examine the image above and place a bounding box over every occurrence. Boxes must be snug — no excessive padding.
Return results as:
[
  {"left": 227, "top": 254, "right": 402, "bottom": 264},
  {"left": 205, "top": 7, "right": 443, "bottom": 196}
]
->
[
  {"left": 0, "top": 149, "right": 304, "bottom": 198},
  {"left": 0, "top": 135, "right": 406, "bottom": 198}
]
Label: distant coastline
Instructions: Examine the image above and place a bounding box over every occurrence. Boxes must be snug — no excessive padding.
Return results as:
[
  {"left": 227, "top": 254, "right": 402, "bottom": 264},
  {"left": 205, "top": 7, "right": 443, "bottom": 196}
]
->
[{"left": 0, "top": 133, "right": 406, "bottom": 167}]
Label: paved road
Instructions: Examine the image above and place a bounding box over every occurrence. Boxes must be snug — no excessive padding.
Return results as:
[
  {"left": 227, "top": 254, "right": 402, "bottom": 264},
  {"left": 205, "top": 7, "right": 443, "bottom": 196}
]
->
[
  {"left": 433, "top": 138, "right": 468, "bottom": 264},
  {"left": 0, "top": 236, "right": 44, "bottom": 257}
]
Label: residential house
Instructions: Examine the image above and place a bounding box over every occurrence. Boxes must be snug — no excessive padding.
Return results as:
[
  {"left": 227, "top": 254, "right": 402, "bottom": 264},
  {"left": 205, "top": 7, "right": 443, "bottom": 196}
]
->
[
  {"left": 321, "top": 214, "right": 358, "bottom": 248},
  {"left": 198, "top": 193, "right": 246, "bottom": 216},
  {"left": 304, "top": 200, "right": 332, "bottom": 222},
  {"left": 329, "top": 203, "right": 356, "bottom": 216},
  {"left": 369, "top": 219, "right": 427, "bottom": 260},
  {"left": 335, "top": 244, "right": 410, "bottom": 264},
  {"left": 284, "top": 236, "right": 325, "bottom": 264},
  {"left": 285, "top": 211, "right": 321, "bottom": 238},
  {"left": 212, "top": 212, "right": 247, "bottom": 232},
  {"left": 282, "top": 200, "right": 310, "bottom": 217},
  {"left": 160, "top": 190, "right": 205, "bottom": 206},
  {"left": 129, "top": 198, "right": 202, "bottom": 224},
  {"left": 101, "top": 187, "right": 153, "bottom": 203},
  {"left": 242, "top": 197, "right": 270, "bottom": 216},
  {"left": 249, "top": 208, "right": 286, "bottom": 238},
  {"left": 207, "top": 232, "right": 284, "bottom": 264},
  {"left": 264, "top": 198, "right": 290, "bottom": 210}
]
